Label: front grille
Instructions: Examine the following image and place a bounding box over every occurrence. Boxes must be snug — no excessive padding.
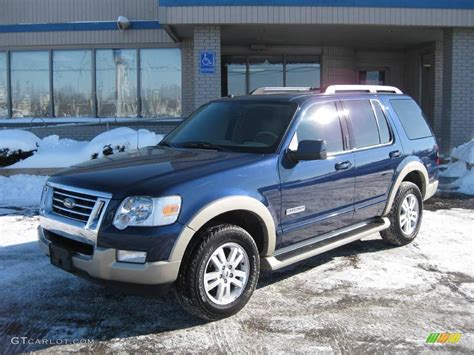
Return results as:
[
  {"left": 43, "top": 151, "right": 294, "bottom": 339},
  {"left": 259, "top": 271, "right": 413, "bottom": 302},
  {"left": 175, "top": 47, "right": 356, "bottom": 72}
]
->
[{"left": 51, "top": 187, "right": 98, "bottom": 223}]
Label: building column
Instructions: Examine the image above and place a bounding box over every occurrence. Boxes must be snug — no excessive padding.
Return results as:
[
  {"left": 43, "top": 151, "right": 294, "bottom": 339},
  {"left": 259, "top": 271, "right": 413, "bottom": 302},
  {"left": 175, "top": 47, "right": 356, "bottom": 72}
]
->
[
  {"left": 181, "top": 39, "right": 195, "bottom": 117},
  {"left": 192, "top": 25, "right": 221, "bottom": 110},
  {"left": 433, "top": 40, "right": 444, "bottom": 140},
  {"left": 441, "top": 28, "right": 474, "bottom": 152}
]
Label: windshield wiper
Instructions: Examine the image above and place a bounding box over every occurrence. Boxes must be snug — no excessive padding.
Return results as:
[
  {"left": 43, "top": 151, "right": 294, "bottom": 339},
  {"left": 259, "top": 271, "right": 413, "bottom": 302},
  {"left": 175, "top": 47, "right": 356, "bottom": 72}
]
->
[{"left": 177, "top": 141, "right": 231, "bottom": 152}]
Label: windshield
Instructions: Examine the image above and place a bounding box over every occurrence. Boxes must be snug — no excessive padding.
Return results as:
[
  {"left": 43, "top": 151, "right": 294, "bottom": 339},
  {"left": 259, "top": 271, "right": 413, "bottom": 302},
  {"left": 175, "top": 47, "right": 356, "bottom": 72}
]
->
[{"left": 162, "top": 101, "right": 297, "bottom": 153}]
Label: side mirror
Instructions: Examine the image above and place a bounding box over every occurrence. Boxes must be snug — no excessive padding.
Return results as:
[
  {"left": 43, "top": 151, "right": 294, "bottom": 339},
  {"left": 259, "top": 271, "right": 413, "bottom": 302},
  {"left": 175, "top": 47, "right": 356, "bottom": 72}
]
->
[{"left": 287, "top": 139, "right": 327, "bottom": 162}]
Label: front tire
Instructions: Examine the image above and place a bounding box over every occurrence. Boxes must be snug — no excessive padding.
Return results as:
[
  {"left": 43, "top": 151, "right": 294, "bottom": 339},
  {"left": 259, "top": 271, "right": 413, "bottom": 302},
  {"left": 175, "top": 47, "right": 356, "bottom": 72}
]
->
[
  {"left": 381, "top": 181, "right": 423, "bottom": 246},
  {"left": 175, "top": 224, "right": 260, "bottom": 320}
]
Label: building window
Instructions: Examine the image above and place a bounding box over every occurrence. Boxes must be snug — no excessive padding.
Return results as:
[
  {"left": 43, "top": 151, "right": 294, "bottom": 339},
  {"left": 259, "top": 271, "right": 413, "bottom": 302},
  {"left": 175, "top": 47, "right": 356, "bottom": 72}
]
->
[
  {"left": 359, "top": 70, "right": 385, "bottom": 85},
  {"left": 0, "top": 53, "right": 7, "bottom": 118},
  {"left": 285, "top": 56, "right": 321, "bottom": 88},
  {"left": 225, "top": 56, "right": 247, "bottom": 97},
  {"left": 248, "top": 56, "right": 284, "bottom": 93},
  {"left": 53, "top": 50, "right": 93, "bottom": 117},
  {"left": 3, "top": 48, "right": 182, "bottom": 119},
  {"left": 140, "top": 48, "right": 182, "bottom": 117},
  {"left": 96, "top": 49, "right": 138, "bottom": 118},
  {"left": 223, "top": 55, "right": 321, "bottom": 96},
  {"left": 11, "top": 51, "right": 50, "bottom": 117}
]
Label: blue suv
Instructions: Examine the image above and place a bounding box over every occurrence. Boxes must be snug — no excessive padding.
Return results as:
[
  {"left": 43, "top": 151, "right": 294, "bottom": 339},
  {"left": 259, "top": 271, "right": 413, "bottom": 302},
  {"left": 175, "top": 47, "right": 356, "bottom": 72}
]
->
[{"left": 38, "top": 85, "right": 439, "bottom": 320}]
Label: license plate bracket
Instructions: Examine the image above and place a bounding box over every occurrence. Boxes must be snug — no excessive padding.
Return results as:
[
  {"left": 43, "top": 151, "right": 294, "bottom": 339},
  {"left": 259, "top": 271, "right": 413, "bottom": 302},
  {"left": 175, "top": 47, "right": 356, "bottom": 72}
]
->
[{"left": 49, "top": 244, "right": 74, "bottom": 272}]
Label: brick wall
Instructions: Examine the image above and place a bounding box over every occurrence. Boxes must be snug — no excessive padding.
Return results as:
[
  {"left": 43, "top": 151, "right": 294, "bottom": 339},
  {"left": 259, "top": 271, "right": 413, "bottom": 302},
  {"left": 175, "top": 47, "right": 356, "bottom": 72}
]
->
[
  {"left": 442, "top": 28, "right": 474, "bottom": 152},
  {"left": 321, "top": 47, "right": 357, "bottom": 86},
  {"left": 193, "top": 26, "right": 222, "bottom": 109}
]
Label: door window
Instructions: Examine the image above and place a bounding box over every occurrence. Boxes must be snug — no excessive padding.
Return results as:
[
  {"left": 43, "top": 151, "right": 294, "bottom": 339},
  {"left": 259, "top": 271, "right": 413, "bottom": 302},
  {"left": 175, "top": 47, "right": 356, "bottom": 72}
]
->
[
  {"left": 291, "top": 101, "right": 344, "bottom": 153},
  {"left": 371, "top": 100, "right": 391, "bottom": 144},
  {"left": 344, "top": 100, "right": 381, "bottom": 148}
]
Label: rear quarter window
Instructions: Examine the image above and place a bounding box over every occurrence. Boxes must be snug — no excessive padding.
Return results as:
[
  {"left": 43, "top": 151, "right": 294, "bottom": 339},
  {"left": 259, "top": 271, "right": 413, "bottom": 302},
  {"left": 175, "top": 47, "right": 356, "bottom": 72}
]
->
[{"left": 390, "top": 99, "right": 432, "bottom": 140}]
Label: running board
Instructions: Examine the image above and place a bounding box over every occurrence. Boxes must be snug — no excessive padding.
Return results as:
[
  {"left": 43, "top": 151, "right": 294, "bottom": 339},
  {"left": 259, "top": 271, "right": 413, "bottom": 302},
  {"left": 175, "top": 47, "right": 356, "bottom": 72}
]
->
[{"left": 262, "top": 218, "right": 390, "bottom": 271}]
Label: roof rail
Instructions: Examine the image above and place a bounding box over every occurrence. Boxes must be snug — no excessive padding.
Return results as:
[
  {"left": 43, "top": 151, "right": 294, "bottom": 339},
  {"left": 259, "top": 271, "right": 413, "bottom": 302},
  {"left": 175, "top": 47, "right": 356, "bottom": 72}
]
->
[
  {"left": 250, "top": 87, "right": 320, "bottom": 95},
  {"left": 325, "top": 85, "right": 403, "bottom": 95}
]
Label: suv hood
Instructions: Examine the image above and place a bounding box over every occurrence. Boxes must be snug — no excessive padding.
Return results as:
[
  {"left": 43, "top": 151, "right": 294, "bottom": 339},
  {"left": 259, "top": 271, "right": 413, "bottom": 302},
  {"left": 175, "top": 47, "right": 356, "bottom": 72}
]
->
[{"left": 49, "top": 146, "right": 262, "bottom": 198}]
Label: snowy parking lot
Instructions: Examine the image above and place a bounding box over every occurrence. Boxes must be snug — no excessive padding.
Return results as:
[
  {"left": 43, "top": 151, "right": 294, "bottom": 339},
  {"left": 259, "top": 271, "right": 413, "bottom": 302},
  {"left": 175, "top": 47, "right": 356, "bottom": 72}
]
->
[{"left": 0, "top": 196, "right": 472, "bottom": 353}]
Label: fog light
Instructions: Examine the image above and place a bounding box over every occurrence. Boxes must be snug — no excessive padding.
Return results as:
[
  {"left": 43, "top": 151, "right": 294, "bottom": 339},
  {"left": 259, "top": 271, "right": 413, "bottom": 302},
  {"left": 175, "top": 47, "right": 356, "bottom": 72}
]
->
[{"left": 116, "top": 250, "right": 147, "bottom": 264}]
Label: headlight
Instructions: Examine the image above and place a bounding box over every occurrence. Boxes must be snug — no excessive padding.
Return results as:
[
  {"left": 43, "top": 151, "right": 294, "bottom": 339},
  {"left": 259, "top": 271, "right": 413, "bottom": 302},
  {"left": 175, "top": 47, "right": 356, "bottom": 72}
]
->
[{"left": 113, "top": 195, "right": 181, "bottom": 230}]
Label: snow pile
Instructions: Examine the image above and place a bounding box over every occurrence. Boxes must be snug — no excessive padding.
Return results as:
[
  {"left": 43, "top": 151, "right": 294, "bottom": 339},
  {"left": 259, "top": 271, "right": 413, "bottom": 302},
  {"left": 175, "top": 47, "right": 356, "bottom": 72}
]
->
[
  {"left": 0, "top": 129, "right": 41, "bottom": 153},
  {"left": 5, "top": 128, "right": 164, "bottom": 168},
  {"left": 439, "top": 139, "right": 474, "bottom": 195},
  {"left": 0, "top": 175, "right": 48, "bottom": 207},
  {"left": 84, "top": 127, "right": 160, "bottom": 159}
]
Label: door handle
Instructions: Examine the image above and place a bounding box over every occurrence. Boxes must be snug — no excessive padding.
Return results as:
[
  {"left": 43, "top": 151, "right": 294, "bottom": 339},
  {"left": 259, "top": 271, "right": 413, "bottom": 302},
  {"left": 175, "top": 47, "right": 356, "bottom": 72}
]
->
[
  {"left": 335, "top": 161, "right": 352, "bottom": 171},
  {"left": 390, "top": 150, "right": 402, "bottom": 159}
]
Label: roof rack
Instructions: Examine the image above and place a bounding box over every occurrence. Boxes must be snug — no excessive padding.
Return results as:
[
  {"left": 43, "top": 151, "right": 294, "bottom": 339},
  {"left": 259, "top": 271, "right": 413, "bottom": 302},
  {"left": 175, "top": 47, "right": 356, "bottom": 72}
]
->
[
  {"left": 250, "top": 87, "right": 320, "bottom": 95},
  {"left": 324, "top": 85, "right": 403, "bottom": 94}
]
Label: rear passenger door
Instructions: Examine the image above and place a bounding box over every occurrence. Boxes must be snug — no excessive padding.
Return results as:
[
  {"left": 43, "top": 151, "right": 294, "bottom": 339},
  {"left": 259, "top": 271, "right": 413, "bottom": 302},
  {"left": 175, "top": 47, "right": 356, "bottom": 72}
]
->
[
  {"left": 278, "top": 100, "right": 355, "bottom": 249},
  {"left": 342, "top": 99, "right": 403, "bottom": 222}
]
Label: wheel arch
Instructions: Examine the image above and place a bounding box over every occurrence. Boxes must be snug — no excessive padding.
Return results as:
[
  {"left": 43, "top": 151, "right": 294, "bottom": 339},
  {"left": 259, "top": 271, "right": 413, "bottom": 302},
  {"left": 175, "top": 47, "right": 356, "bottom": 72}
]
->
[
  {"left": 382, "top": 158, "right": 429, "bottom": 216},
  {"left": 168, "top": 196, "right": 277, "bottom": 262}
]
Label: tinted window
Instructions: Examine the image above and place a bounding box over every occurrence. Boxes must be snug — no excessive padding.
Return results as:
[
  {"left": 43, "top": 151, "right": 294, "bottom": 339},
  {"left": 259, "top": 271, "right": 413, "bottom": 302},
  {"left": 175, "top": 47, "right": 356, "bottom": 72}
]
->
[
  {"left": 344, "top": 100, "right": 380, "bottom": 148},
  {"left": 390, "top": 99, "right": 432, "bottom": 139},
  {"left": 293, "top": 102, "right": 343, "bottom": 153},
  {"left": 371, "top": 100, "right": 391, "bottom": 144},
  {"left": 164, "top": 101, "right": 296, "bottom": 153}
]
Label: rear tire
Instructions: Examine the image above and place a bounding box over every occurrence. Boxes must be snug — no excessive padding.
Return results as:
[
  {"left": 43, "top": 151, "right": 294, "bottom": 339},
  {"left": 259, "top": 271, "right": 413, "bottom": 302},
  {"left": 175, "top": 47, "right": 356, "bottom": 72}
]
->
[
  {"left": 381, "top": 181, "right": 423, "bottom": 246},
  {"left": 175, "top": 224, "right": 260, "bottom": 320}
]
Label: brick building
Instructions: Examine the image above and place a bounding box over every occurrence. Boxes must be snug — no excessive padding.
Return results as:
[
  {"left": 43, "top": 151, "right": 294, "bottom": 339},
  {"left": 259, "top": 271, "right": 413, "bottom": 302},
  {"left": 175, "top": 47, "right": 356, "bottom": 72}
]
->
[{"left": 0, "top": 0, "right": 473, "bottom": 152}]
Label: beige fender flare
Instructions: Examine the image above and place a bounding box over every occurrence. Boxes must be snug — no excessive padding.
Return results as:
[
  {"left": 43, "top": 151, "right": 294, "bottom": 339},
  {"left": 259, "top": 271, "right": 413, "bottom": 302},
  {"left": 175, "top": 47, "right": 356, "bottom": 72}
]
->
[
  {"left": 382, "top": 159, "right": 429, "bottom": 216},
  {"left": 168, "top": 196, "right": 277, "bottom": 262}
]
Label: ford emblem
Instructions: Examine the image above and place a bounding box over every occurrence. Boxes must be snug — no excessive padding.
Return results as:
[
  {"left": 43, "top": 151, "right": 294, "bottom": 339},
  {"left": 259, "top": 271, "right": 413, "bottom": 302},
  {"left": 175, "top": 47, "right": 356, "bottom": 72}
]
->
[{"left": 63, "top": 197, "right": 76, "bottom": 209}]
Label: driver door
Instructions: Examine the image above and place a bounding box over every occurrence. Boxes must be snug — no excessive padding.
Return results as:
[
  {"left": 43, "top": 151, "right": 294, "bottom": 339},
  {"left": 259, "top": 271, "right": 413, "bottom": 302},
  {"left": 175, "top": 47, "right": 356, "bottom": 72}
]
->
[{"left": 278, "top": 100, "right": 355, "bottom": 249}]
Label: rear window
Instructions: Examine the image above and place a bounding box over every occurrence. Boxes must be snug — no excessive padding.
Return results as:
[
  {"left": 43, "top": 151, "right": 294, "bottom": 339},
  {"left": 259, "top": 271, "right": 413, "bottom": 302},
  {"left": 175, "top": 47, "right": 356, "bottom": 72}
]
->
[
  {"left": 390, "top": 99, "right": 432, "bottom": 139},
  {"left": 371, "top": 100, "right": 391, "bottom": 144}
]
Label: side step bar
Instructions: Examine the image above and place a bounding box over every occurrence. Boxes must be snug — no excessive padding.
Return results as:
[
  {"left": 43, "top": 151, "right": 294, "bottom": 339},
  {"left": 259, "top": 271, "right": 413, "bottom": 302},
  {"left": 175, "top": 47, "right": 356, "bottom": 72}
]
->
[{"left": 262, "top": 218, "right": 390, "bottom": 271}]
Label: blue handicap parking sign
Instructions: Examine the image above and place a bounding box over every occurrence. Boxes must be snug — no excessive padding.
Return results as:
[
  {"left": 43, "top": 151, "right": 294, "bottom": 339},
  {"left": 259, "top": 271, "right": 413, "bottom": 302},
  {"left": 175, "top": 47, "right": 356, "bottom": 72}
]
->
[{"left": 200, "top": 51, "right": 216, "bottom": 74}]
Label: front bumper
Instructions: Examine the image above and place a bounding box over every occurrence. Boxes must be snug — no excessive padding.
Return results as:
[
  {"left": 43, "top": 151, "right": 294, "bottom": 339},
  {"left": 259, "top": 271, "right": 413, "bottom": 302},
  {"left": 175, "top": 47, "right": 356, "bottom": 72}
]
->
[{"left": 39, "top": 226, "right": 180, "bottom": 286}]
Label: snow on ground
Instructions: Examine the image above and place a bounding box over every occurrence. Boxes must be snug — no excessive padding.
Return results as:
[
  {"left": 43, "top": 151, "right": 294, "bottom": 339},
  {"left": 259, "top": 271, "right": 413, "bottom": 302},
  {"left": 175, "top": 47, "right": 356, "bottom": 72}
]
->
[
  {"left": 0, "top": 175, "right": 48, "bottom": 207},
  {"left": 0, "top": 203, "right": 472, "bottom": 353},
  {"left": 0, "top": 129, "right": 40, "bottom": 154},
  {"left": 4, "top": 128, "right": 164, "bottom": 168},
  {"left": 440, "top": 139, "right": 474, "bottom": 195}
]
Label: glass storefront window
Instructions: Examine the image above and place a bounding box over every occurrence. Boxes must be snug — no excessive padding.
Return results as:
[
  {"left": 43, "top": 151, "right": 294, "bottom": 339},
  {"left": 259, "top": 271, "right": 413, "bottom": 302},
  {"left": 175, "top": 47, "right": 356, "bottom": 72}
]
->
[
  {"left": 140, "top": 48, "right": 181, "bottom": 117},
  {"left": 224, "top": 56, "right": 247, "bottom": 96},
  {"left": 248, "top": 57, "right": 284, "bottom": 93},
  {"left": 96, "top": 49, "right": 138, "bottom": 117},
  {"left": 11, "top": 51, "right": 50, "bottom": 117},
  {"left": 223, "top": 55, "right": 321, "bottom": 94},
  {"left": 53, "top": 50, "right": 93, "bottom": 117},
  {"left": 286, "top": 56, "right": 321, "bottom": 88},
  {"left": 0, "top": 53, "right": 7, "bottom": 118}
]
